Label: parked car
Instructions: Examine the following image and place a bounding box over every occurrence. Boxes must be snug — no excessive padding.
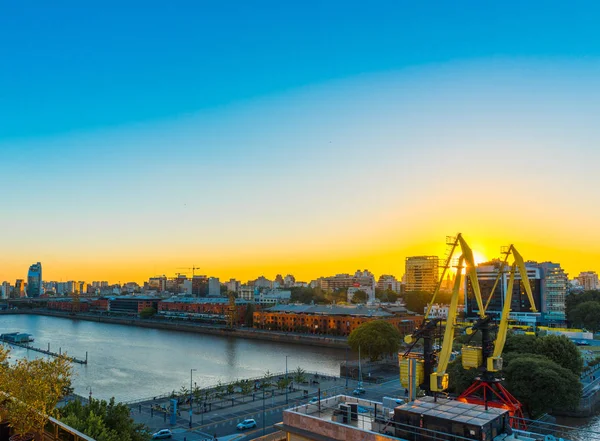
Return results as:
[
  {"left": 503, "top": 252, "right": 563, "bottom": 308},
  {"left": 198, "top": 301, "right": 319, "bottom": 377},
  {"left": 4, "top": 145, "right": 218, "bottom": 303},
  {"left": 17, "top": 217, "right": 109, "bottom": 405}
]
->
[
  {"left": 237, "top": 419, "right": 257, "bottom": 430},
  {"left": 152, "top": 429, "right": 172, "bottom": 439},
  {"left": 309, "top": 397, "right": 319, "bottom": 404},
  {"left": 352, "top": 387, "right": 366, "bottom": 396}
]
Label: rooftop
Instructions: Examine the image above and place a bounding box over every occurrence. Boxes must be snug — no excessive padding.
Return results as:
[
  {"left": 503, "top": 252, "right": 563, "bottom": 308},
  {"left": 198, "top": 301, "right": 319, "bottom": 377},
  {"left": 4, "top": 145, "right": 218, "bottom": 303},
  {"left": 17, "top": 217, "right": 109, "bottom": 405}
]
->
[{"left": 265, "top": 304, "right": 393, "bottom": 317}]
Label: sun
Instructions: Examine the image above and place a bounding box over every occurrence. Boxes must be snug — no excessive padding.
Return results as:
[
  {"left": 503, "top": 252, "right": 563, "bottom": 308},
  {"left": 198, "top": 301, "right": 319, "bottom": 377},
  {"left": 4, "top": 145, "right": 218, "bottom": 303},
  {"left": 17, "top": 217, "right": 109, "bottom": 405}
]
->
[{"left": 472, "top": 250, "right": 488, "bottom": 265}]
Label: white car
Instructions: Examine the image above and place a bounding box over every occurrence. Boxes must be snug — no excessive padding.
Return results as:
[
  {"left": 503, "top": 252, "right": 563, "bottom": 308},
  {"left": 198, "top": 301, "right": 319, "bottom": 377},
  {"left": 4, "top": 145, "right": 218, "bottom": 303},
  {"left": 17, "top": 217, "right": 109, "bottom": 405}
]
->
[
  {"left": 152, "top": 429, "right": 172, "bottom": 439},
  {"left": 237, "top": 418, "right": 257, "bottom": 430}
]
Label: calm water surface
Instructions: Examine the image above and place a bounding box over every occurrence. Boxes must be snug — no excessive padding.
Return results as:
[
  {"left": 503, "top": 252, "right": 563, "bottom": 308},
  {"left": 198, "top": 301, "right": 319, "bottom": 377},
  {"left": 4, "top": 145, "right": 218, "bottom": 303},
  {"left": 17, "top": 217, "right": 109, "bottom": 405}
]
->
[{"left": 0, "top": 314, "right": 345, "bottom": 402}]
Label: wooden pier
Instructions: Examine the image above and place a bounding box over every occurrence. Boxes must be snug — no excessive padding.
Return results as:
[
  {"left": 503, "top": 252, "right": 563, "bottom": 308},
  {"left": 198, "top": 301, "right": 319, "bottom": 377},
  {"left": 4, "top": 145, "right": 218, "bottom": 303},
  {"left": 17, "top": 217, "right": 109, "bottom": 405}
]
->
[{"left": 0, "top": 339, "right": 88, "bottom": 364}]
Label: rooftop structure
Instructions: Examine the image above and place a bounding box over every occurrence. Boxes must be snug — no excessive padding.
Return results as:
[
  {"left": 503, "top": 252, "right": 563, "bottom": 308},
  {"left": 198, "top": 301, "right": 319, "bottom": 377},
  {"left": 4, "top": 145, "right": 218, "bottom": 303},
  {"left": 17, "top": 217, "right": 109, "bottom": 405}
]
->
[{"left": 277, "top": 395, "right": 570, "bottom": 441}]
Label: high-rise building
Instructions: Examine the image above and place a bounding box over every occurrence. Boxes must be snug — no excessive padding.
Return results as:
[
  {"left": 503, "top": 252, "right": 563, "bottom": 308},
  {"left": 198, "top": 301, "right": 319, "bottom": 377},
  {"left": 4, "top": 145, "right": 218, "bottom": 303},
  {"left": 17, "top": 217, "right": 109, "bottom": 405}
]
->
[
  {"left": 208, "top": 277, "right": 220, "bottom": 297},
  {"left": 1, "top": 282, "right": 10, "bottom": 299},
  {"left": 15, "top": 279, "right": 25, "bottom": 298},
  {"left": 225, "top": 278, "right": 240, "bottom": 293},
  {"left": 26, "top": 262, "right": 42, "bottom": 298},
  {"left": 191, "top": 275, "right": 209, "bottom": 296},
  {"left": 465, "top": 261, "right": 541, "bottom": 324},
  {"left": 404, "top": 256, "right": 439, "bottom": 293},
  {"left": 538, "top": 262, "right": 568, "bottom": 321},
  {"left": 577, "top": 271, "right": 599, "bottom": 291},
  {"left": 238, "top": 285, "right": 256, "bottom": 302}
]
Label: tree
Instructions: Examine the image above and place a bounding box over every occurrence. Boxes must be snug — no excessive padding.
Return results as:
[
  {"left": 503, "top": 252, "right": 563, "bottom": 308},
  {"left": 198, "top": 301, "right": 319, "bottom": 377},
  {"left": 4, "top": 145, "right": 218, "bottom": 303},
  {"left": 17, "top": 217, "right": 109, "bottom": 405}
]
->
[
  {"left": 293, "top": 367, "right": 307, "bottom": 384},
  {"left": 504, "top": 333, "right": 583, "bottom": 376},
  {"left": 277, "top": 377, "right": 292, "bottom": 391},
  {"left": 348, "top": 320, "right": 401, "bottom": 361},
  {"left": 60, "top": 397, "right": 150, "bottom": 441},
  {"left": 566, "top": 290, "right": 600, "bottom": 320},
  {"left": 535, "top": 334, "right": 583, "bottom": 376},
  {"left": 446, "top": 356, "right": 479, "bottom": 394},
  {"left": 569, "top": 301, "right": 600, "bottom": 332},
  {"left": 503, "top": 354, "right": 581, "bottom": 418},
  {"left": 350, "top": 290, "right": 368, "bottom": 304},
  {"left": 244, "top": 303, "right": 255, "bottom": 327},
  {"left": 402, "top": 291, "right": 433, "bottom": 314},
  {"left": 261, "top": 371, "right": 273, "bottom": 389},
  {"left": 503, "top": 334, "right": 537, "bottom": 355},
  {"left": 139, "top": 307, "right": 156, "bottom": 319},
  {"left": 0, "top": 346, "right": 72, "bottom": 440}
]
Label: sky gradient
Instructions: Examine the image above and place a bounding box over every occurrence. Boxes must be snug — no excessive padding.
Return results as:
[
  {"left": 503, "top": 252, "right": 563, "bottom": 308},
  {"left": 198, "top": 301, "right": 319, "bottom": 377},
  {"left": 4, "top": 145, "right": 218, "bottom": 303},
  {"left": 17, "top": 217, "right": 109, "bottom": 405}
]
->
[{"left": 2, "top": 2, "right": 600, "bottom": 283}]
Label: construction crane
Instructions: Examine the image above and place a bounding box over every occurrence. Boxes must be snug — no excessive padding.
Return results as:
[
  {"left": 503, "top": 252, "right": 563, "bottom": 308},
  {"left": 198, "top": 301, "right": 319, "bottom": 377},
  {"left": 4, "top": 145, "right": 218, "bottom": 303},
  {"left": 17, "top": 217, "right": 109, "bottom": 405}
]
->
[
  {"left": 458, "top": 245, "right": 538, "bottom": 429},
  {"left": 176, "top": 266, "right": 201, "bottom": 277},
  {"left": 401, "top": 233, "right": 483, "bottom": 396}
]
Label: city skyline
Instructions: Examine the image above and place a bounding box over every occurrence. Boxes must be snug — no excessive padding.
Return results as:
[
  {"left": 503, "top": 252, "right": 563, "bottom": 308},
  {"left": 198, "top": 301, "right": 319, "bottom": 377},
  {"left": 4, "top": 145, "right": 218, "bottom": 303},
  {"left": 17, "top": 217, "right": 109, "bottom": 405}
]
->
[{"left": 3, "top": 3, "right": 600, "bottom": 284}]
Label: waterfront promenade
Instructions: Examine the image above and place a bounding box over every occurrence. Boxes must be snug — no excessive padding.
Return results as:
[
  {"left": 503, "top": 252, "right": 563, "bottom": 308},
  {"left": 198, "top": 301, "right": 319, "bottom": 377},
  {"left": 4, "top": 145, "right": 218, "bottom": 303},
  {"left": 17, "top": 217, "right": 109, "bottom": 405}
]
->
[{"left": 124, "top": 372, "right": 404, "bottom": 441}]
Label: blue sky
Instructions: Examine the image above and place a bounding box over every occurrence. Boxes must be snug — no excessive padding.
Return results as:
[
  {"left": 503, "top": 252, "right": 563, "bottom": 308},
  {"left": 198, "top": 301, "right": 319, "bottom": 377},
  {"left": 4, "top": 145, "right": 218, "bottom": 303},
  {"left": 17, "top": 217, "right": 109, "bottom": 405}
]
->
[
  {"left": 2, "top": 1, "right": 599, "bottom": 139},
  {"left": 2, "top": 2, "right": 600, "bottom": 282}
]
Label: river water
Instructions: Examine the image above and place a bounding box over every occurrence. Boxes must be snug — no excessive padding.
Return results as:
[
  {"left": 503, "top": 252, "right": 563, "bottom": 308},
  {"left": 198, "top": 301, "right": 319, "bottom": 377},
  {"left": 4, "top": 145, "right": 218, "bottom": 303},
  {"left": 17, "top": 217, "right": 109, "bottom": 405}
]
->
[{"left": 0, "top": 314, "right": 345, "bottom": 402}]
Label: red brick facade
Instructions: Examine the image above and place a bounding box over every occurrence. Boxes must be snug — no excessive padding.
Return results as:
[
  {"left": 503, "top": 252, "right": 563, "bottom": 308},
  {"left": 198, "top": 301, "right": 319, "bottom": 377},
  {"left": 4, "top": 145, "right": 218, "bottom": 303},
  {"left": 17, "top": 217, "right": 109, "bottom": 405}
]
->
[{"left": 253, "top": 311, "right": 420, "bottom": 336}]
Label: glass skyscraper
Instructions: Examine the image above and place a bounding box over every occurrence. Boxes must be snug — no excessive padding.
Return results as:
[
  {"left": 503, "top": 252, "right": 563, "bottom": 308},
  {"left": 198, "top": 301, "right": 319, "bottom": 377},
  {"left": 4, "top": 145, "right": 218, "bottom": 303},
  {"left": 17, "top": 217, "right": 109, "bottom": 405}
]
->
[{"left": 27, "top": 262, "right": 42, "bottom": 298}]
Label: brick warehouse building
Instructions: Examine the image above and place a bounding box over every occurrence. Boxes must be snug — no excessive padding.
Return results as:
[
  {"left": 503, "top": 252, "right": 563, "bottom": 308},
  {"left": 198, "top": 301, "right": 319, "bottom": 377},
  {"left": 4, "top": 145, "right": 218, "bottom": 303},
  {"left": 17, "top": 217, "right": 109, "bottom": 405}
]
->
[
  {"left": 158, "top": 297, "right": 250, "bottom": 325},
  {"left": 253, "top": 304, "right": 421, "bottom": 336}
]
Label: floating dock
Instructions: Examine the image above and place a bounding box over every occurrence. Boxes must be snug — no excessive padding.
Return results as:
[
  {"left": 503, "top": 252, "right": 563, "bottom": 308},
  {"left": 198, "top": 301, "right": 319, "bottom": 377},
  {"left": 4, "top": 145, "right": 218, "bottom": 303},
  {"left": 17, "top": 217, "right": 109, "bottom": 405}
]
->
[{"left": 0, "top": 334, "right": 88, "bottom": 364}]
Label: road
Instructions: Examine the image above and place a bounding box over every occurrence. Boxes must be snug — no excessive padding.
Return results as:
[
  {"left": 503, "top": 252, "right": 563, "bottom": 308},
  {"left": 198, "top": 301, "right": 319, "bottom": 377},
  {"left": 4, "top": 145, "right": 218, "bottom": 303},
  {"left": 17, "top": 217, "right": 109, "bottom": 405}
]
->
[{"left": 132, "top": 374, "right": 405, "bottom": 441}]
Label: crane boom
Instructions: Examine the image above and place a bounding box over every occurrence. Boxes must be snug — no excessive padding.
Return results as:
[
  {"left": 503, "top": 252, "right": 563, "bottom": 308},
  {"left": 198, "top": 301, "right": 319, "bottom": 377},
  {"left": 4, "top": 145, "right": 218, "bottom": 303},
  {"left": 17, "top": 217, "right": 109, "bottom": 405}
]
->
[
  {"left": 492, "top": 263, "right": 516, "bottom": 359},
  {"left": 431, "top": 256, "right": 464, "bottom": 392},
  {"left": 458, "top": 235, "right": 485, "bottom": 318},
  {"left": 512, "top": 247, "right": 537, "bottom": 313}
]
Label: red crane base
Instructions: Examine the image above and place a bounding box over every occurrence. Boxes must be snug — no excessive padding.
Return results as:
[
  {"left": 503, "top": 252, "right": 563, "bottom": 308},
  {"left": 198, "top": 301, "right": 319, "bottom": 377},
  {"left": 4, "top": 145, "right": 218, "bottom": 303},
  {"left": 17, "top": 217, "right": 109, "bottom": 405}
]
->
[{"left": 457, "top": 380, "right": 527, "bottom": 430}]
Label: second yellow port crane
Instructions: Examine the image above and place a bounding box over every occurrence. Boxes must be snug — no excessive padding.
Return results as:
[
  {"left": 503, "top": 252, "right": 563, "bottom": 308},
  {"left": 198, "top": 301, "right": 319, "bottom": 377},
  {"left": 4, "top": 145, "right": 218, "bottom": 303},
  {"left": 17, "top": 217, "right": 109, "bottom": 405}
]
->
[{"left": 458, "top": 244, "right": 538, "bottom": 429}]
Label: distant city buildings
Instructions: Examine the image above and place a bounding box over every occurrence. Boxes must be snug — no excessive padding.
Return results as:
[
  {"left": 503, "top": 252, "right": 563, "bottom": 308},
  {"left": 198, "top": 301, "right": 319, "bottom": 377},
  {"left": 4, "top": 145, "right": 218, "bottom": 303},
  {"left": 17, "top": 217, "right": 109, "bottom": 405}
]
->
[
  {"left": 319, "top": 270, "right": 376, "bottom": 294},
  {"left": 404, "top": 256, "right": 439, "bottom": 293}
]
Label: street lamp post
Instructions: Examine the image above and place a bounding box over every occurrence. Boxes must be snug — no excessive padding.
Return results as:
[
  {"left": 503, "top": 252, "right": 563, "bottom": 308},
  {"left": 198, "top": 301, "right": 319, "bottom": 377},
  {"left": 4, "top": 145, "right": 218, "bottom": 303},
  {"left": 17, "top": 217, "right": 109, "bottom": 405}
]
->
[
  {"left": 190, "top": 369, "right": 197, "bottom": 428},
  {"left": 285, "top": 355, "right": 289, "bottom": 405},
  {"left": 345, "top": 346, "right": 349, "bottom": 388}
]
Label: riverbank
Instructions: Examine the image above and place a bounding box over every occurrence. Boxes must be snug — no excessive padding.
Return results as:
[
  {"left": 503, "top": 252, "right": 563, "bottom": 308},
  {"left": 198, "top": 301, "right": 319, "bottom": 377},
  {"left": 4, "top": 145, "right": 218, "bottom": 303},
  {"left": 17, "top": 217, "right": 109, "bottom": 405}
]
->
[{"left": 0, "top": 309, "right": 349, "bottom": 349}]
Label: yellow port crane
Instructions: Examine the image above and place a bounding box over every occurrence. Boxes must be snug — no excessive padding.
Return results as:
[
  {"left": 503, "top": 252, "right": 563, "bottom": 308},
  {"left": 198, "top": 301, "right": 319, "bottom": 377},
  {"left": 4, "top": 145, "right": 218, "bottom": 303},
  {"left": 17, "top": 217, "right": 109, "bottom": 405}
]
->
[{"left": 401, "top": 233, "right": 482, "bottom": 395}]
